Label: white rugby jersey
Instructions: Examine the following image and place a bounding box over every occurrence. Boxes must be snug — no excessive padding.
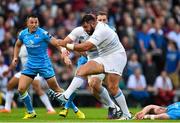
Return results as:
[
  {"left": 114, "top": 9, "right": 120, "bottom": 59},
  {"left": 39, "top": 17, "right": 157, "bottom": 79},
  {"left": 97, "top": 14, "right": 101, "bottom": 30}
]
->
[
  {"left": 19, "top": 44, "right": 28, "bottom": 68},
  {"left": 68, "top": 26, "right": 99, "bottom": 59},
  {"left": 88, "top": 22, "right": 125, "bottom": 56}
]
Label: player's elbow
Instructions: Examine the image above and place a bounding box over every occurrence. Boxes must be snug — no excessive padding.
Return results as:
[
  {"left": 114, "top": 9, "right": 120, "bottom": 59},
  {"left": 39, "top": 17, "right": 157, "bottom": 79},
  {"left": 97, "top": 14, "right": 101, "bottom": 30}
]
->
[
  {"left": 83, "top": 43, "right": 94, "bottom": 51},
  {"left": 83, "top": 45, "right": 92, "bottom": 51}
]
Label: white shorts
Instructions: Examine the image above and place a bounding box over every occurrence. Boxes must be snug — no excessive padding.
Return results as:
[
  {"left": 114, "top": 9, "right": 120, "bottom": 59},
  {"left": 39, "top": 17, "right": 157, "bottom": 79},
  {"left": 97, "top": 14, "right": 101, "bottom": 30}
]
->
[
  {"left": 91, "top": 51, "right": 127, "bottom": 76},
  {"left": 14, "top": 72, "right": 41, "bottom": 80}
]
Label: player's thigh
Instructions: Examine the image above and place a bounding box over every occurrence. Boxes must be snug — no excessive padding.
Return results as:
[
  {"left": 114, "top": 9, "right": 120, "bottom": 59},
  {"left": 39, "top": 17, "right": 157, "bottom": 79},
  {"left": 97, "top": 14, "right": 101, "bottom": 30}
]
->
[
  {"left": 7, "top": 76, "right": 19, "bottom": 90},
  {"left": 18, "top": 74, "right": 34, "bottom": 93},
  {"left": 76, "top": 60, "right": 104, "bottom": 76},
  {"left": 46, "top": 76, "right": 64, "bottom": 93},
  {"left": 32, "top": 79, "right": 44, "bottom": 95}
]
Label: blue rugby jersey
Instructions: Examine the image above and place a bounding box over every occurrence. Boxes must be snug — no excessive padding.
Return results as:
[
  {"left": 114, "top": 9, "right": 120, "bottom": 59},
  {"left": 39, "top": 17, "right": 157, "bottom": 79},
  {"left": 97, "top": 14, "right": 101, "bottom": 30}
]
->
[
  {"left": 167, "top": 102, "right": 180, "bottom": 119},
  {"left": 18, "top": 27, "right": 53, "bottom": 68}
]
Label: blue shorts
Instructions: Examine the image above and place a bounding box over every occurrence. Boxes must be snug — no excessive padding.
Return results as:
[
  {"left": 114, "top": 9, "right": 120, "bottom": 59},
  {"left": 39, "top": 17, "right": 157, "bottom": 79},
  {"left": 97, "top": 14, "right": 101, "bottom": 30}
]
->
[
  {"left": 77, "top": 56, "right": 88, "bottom": 67},
  {"left": 21, "top": 66, "right": 55, "bottom": 79}
]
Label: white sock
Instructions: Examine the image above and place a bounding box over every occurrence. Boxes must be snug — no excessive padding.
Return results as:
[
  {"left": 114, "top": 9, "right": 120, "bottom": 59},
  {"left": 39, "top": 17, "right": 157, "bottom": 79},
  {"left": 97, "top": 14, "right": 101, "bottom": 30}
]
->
[
  {"left": 5, "top": 91, "right": 14, "bottom": 111},
  {"left": 63, "top": 76, "right": 86, "bottom": 99},
  {"left": 99, "top": 86, "right": 116, "bottom": 108},
  {"left": 114, "top": 89, "right": 131, "bottom": 117},
  {"left": 40, "top": 94, "right": 54, "bottom": 111}
]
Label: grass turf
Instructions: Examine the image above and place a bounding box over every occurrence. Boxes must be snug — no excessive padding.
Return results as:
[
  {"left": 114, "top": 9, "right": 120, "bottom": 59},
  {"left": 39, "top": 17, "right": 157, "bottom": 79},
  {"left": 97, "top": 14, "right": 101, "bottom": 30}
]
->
[{"left": 0, "top": 107, "right": 179, "bottom": 122}]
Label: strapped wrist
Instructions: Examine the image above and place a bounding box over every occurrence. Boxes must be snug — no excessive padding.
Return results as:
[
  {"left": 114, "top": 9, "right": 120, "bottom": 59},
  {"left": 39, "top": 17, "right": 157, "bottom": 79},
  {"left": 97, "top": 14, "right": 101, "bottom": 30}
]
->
[{"left": 66, "top": 43, "right": 74, "bottom": 50}]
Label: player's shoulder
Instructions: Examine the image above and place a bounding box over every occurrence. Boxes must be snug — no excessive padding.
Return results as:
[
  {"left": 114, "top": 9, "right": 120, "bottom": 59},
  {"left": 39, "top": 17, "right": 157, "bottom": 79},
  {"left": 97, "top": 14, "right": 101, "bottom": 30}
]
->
[
  {"left": 19, "top": 28, "right": 28, "bottom": 36},
  {"left": 37, "top": 27, "right": 48, "bottom": 35},
  {"left": 96, "top": 22, "right": 109, "bottom": 31},
  {"left": 72, "top": 26, "right": 84, "bottom": 32}
]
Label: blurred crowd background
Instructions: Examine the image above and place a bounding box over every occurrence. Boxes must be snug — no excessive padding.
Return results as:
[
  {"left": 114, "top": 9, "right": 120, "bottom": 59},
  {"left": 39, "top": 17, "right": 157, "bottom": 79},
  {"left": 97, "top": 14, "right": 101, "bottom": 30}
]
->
[{"left": 0, "top": 0, "right": 179, "bottom": 108}]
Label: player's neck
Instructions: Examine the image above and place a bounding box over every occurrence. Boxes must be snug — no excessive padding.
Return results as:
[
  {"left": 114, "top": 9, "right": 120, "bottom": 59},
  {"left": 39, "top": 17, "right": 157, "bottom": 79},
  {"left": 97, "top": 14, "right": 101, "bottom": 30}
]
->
[{"left": 28, "top": 28, "right": 37, "bottom": 34}]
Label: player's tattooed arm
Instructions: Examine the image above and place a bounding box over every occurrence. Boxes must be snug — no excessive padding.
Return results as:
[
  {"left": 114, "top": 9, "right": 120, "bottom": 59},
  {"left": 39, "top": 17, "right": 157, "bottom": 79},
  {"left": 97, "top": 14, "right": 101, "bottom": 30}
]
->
[{"left": 66, "top": 41, "right": 94, "bottom": 52}]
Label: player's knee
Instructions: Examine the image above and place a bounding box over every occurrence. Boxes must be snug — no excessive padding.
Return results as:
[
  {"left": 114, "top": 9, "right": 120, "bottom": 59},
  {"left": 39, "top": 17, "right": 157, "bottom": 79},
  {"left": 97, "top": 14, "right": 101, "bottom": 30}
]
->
[
  {"left": 108, "top": 85, "right": 119, "bottom": 96},
  {"left": 76, "top": 69, "right": 85, "bottom": 76},
  {"left": 89, "top": 79, "right": 100, "bottom": 90},
  {"left": 89, "top": 79, "right": 95, "bottom": 88},
  {"left": 18, "top": 87, "right": 26, "bottom": 94},
  {"left": 7, "top": 83, "right": 13, "bottom": 91}
]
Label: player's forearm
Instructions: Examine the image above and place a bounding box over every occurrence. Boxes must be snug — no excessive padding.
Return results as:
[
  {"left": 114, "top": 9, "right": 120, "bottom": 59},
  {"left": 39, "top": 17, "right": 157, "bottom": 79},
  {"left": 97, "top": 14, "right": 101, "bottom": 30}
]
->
[
  {"left": 141, "top": 105, "right": 155, "bottom": 114},
  {"left": 57, "top": 37, "right": 72, "bottom": 47},
  {"left": 66, "top": 42, "right": 93, "bottom": 52},
  {"left": 13, "top": 42, "right": 21, "bottom": 59},
  {"left": 144, "top": 113, "right": 169, "bottom": 120}
]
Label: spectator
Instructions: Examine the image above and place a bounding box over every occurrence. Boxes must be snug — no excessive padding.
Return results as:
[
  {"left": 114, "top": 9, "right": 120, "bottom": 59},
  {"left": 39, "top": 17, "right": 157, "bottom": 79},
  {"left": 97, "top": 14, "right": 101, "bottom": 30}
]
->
[
  {"left": 40, "top": 0, "right": 58, "bottom": 18},
  {"left": 0, "top": 17, "right": 5, "bottom": 43},
  {"left": 167, "top": 24, "right": 180, "bottom": 51},
  {"left": 127, "top": 68, "right": 149, "bottom": 107},
  {"left": 136, "top": 23, "right": 157, "bottom": 55},
  {"left": 126, "top": 52, "right": 142, "bottom": 77},
  {"left": 143, "top": 52, "right": 157, "bottom": 86},
  {"left": 165, "top": 41, "right": 180, "bottom": 89},
  {"left": 7, "top": 0, "right": 20, "bottom": 14},
  {"left": 153, "top": 70, "right": 174, "bottom": 106}
]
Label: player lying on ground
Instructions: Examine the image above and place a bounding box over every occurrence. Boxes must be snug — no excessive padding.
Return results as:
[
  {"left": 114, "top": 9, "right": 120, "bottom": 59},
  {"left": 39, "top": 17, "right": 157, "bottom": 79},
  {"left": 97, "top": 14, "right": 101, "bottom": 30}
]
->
[{"left": 134, "top": 102, "right": 180, "bottom": 120}]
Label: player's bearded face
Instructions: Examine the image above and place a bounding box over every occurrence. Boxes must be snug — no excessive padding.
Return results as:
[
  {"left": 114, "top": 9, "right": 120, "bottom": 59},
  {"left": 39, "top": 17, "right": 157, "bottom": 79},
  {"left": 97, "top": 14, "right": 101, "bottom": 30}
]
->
[
  {"left": 83, "top": 23, "right": 94, "bottom": 35},
  {"left": 27, "top": 17, "right": 39, "bottom": 33}
]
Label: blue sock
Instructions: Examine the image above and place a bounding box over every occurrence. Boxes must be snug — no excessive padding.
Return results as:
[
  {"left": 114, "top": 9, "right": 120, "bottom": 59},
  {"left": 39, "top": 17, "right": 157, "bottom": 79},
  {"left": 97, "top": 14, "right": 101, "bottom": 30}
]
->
[
  {"left": 71, "top": 102, "right": 78, "bottom": 113},
  {"left": 64, "top": 93, "right": 78, "bottom": 112},
  {"left": 64, "top": 100, "right": 71, "bottom": 109},
  {"left": 19, "top": 91, "right": 34, "bottom": 113}
]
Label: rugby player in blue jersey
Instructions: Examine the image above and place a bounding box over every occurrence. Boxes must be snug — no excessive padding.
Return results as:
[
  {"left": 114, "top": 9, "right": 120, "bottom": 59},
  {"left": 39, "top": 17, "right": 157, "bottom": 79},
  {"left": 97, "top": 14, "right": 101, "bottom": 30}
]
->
[
  {"left": 11, "top": 14, "right": 71, "bottom": 119},
  {"left": 135, "top": 102, "right": 180, "bottom": 120}
]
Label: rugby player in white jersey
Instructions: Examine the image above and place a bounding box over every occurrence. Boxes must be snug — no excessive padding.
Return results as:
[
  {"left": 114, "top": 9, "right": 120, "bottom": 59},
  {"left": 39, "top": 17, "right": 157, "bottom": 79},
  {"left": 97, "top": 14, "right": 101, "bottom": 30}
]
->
[
  {"left": 0, "top": 45, "right": 56, "bottom": 114},
  {"left": 50, "top": 14, "right": 131, "bottom": 119},
  {"left": 54, "top": 13, "right": 123, "bottom": 119}
]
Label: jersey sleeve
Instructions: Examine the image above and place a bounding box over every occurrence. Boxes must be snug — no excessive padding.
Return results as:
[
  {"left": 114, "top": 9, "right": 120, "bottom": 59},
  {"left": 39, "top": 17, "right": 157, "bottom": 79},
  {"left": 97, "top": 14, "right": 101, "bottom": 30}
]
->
[
  {"left": 68, "top": 28, "right": 81, "bottom": 42},
  {"left": 18, "top": 30, "right": 23, "bottom": 42},
  {"left": 43, "top": 30, "right": 52, "bottom": 42}
]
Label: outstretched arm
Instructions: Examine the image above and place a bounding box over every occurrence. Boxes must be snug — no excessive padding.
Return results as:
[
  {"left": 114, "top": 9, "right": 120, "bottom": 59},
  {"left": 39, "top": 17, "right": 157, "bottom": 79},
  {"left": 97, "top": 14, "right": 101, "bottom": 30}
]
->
[
  {"left": 135, "top": 105, "right": 160, "bottom": 119},
  {"left": 143, "top": 113, "right": 169, "bottom": 120},
  {"left": 50, "top": 37, "right": 72, "bottom": 66},
  {"left": 65, "top": 41, "right": 95, "bottom": 52}
]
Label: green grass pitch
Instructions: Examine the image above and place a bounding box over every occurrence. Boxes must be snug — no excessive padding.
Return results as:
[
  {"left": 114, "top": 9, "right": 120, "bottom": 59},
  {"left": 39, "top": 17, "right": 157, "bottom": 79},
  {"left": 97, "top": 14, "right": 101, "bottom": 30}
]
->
[{"left": 0, "top": 107, "right": 179, "bottom": 122}]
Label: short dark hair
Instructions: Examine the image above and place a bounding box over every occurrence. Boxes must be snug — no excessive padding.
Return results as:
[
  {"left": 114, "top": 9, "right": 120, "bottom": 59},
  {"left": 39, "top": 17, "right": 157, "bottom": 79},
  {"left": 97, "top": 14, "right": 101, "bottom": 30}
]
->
[
  {"left": 26, "top": 14, "right": 38, "bottom": 21},
  {"left": 81, "top": 14, "right": 96, "bottom": 25},
  {"left": 97, "top": 11, "right": 108, "bottom": 16}
]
